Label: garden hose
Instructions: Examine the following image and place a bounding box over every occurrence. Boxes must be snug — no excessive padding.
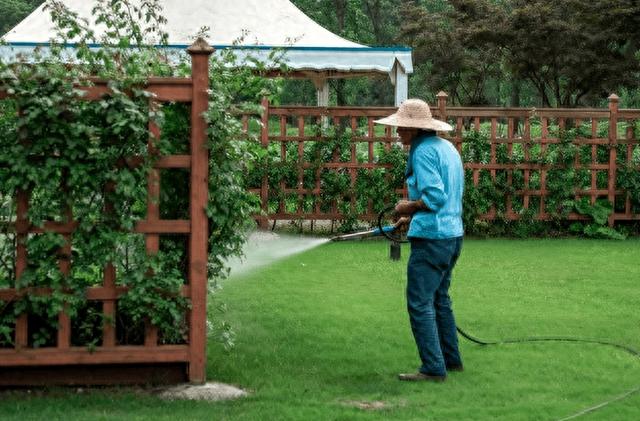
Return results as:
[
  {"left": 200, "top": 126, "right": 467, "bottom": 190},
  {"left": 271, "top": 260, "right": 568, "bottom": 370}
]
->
[
  {"left": 454, "top": 327, "right": 640, "bottom": 421},
  {"left": 377, "top": 204, "right": 409, "bottom": 244},
  {"left": 375, "top": 205, "right": 640, "bottom": 420}
]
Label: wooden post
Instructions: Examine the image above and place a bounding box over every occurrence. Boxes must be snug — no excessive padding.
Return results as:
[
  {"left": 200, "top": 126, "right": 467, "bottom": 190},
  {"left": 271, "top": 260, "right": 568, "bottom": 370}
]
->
[
  {"left": 144, "top": 112, "right": 161, "bottom": 348},
  {"left": 297, "top": 116, "right": 305, "bottom": 215},
  {"left": 57, "top": 184, "right": 72, "bottom": 349},
  {"left": 258, "top": 97, "right": 270, "bottom": 228},
  {"left": 608, "top": 94, "right": 619, "bottom": 227},
  {"left": 489, "top": 118, "right": 497, "bottom": 219},
  {"left": 437, "top": 91, "right": 451, "bottom": 145},
  {"left": 187, "top": 38, "right": 214, "bottom": 384},
  {"left": 279, "top": 116, "right": 287, "bottom": 215},
  {"left": 102, "top": 183, "right": 117, "bottom": 347},
  {"left": 523, "top": 118, "right": 531, "bottom": 210},
  {"left": 506, "top": 118, "right": 514, "bottom": 218},
  {"left": 14, "top": 191, "right": 29, "bottom": 349},
  {"left": 437, "top": 91, "right": 448, "bottom": 122}
]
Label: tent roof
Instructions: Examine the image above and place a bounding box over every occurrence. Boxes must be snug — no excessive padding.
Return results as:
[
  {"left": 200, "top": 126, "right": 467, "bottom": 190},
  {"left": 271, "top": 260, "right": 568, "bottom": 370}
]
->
[{"left": 1, "top": 0, "right": 412, "bottom": 74}]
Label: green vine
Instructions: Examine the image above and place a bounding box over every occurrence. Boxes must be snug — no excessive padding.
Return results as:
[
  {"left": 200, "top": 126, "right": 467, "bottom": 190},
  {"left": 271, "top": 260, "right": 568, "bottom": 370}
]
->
[
  {"left": 0, "top": 0, "right": 184, "bottom": 347},
  {"left": 462, "top": 126, "right": 629, "bottom": 239},
  {"left": 245, "top": 124, "right": 408, "bottom": 232},
  {"left": 616, "top": 142, "right": 640, "bottom": 215},
  {"left": 0, "top": 0, "right": 278, "bottom": 349},
  {"left": 243, "top": 118, "right": 637, "bottom": 239}
]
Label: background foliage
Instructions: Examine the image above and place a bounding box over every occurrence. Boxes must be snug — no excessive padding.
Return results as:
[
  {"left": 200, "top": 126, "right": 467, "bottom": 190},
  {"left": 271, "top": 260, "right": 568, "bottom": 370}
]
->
[
  {"left": 244, "top": 125, "right": 638, "bottom": 238},
  {"left": 3, "top": 0, "right": 640, "bottom": 107},
  {"left": 291, "top": 0, "right": 640, "bottom": 108}
]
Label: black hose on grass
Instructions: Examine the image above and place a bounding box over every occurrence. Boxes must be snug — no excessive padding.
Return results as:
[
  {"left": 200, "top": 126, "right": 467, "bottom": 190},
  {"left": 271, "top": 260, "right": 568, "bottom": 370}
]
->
[{"left": 455, "top": 326, "right": 640, "bottom": 421}]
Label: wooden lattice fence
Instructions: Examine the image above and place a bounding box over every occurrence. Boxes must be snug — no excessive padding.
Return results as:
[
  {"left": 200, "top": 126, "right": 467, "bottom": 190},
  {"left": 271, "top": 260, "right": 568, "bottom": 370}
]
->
[
  {"left": 243, "top": 93, "right": 640, "bottom": 226},
  {"left": 242, "top": 100, "right": 403, "bottom": 225},
  {"left": 0, "top": 40, "right": 213, "bottom": 385}
]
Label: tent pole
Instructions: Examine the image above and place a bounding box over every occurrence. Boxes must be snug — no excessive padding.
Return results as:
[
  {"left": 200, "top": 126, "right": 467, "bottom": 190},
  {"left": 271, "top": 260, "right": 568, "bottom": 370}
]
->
[
  {"left": 393, "top": 62, "right": 408, "bottom": 106},
  {"left": 314, "top": 76, "right": 330, "bottom": 107},
  {"left": 312, "top": 74, "right": 330, "bottom": 128}
]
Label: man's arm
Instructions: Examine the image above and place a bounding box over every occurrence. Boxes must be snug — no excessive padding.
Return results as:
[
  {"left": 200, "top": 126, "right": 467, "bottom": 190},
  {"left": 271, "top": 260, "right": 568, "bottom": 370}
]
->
[
  {"left": 413, "top": 147, "right": 447, "bottom": 212},
  {"left": 394, "top": 199, "right": 429, "bottom": 216},
  {"left": 395, "top": 147, "right": 447, "bottom": 216}
]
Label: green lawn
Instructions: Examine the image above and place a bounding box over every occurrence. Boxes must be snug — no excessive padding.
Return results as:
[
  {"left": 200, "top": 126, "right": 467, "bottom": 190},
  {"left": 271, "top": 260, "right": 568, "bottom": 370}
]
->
[{"left": 1, "top": 239, "right": 639, "bottom": 420}]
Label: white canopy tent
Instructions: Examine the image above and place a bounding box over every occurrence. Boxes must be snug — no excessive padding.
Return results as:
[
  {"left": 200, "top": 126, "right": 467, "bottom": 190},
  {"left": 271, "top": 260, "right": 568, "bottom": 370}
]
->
[{"left": 1, "top": 0, "right": 412, "bottom": 105}]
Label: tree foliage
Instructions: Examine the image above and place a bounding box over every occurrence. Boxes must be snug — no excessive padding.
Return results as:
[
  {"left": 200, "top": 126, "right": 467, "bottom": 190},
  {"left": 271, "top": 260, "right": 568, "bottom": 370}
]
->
[
  {"left": 4, "top": 0, "right": 640, "bottom": 107},
  {"left": 400, "top": 0, "right": 507, "bottom": 105},
  {"left": 502, "top": 0, "right": 640, "bottom": 107},
  {"left": 400, "top": 0, "right": 640, "bottom": 107},
  {"left": 0, "top": 0, "right": 44, "bottom": 35},
  {"left": 291, "top": 0, "right": 400, "bottom": 45}
]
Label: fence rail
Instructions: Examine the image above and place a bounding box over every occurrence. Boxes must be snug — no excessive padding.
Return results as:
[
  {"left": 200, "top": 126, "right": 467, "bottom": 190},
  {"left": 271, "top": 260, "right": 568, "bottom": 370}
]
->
[{"left": 243, "top": 93, "right": 640, "bottom": 227}]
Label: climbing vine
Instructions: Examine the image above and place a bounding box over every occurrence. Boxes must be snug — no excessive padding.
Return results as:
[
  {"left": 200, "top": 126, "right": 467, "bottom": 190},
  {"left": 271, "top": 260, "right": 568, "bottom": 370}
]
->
[
  {"left": 0, "top": 0, "right": 280, "bottom": 348},
  {"left": 461, "top": 125, "right": 631, "bottom": 239},
  {"left": 246, "top": 122, "right": 637, "bottom": 238},
  {"left": 244, "top": 124, "right": 408, "bottom": 232}
]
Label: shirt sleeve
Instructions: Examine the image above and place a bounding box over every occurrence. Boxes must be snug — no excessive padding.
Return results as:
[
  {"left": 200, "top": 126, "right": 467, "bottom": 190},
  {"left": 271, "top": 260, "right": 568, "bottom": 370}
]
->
[{"left": 414, "top": 147, "right": 447, "bottom": 212}]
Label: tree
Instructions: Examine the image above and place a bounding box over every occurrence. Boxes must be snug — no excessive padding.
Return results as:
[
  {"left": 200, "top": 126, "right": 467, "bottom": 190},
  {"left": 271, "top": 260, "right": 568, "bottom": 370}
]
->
[
  {"left": 0, "top": 0, "right": 44, "bottom": 35},
  {"left": 399, "top": 0, "right": 507, "bottom": 105},
  {"left": 502, "top": 0, "right": 640, "bottom": 107},
  {"left": 290, "top": 0, "right": 401, "bottom": 105},
  {"left": 291, "top": 0, "right": 400, "bottom": 46},
  {"left": 400, "top": 0, "right": 640, "bottom": 107}
]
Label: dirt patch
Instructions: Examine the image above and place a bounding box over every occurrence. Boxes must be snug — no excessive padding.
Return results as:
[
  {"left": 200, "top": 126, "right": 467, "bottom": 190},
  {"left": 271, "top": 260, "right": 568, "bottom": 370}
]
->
[
  {"left": 341, "top": 400, "right": 390, "bottom": 411},
  {"left": 157, "top": 382, "right": 248, "bottom": 401}
]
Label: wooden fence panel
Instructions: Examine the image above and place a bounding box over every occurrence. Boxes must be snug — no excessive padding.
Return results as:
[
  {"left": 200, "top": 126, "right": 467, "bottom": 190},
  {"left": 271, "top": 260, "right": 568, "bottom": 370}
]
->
[
  {"left": 243, "top": 94, "right": 639, "bottom": 226},
  {"left": 242, "top": 102, "right": 401, "bottom": 225},
  {"left": 0, "top": 40, "right": 213, "bottom": 385}
]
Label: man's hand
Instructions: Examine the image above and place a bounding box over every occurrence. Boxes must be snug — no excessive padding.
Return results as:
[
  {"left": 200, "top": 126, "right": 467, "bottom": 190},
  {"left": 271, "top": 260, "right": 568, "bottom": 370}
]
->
[
  {"left": 394, "top": 199, "right": 428, "bottom": 216},
  {"left": 394, "top": 216, "right": 411, "bottom": 229}
]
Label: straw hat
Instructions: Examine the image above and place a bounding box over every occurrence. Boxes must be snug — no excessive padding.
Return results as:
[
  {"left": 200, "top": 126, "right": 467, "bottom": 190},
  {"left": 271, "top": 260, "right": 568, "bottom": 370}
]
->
[{"left": 374, "top": 99, "right": 453, "bottom": 131}]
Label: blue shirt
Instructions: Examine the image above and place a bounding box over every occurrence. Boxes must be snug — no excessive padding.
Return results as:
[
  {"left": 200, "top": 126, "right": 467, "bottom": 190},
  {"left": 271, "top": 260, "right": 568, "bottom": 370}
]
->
[{"left": 406, "top": 134, "right": 464, "bottom": 239}]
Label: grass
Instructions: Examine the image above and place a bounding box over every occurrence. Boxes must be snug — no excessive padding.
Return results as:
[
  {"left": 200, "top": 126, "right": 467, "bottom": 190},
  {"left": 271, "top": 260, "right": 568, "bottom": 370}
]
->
[{"left": 1, "top": 238, "right": 639, "bottom": 420}]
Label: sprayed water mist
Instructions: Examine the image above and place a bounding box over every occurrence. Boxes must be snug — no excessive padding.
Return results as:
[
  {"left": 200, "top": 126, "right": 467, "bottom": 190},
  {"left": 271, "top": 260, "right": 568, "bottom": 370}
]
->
[{"left": 225, "top": 231, "right": 330, "bottom": 277}]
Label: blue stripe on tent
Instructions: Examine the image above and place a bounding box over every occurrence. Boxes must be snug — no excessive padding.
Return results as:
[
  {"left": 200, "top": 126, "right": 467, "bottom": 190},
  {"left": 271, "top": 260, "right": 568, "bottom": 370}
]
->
[{"left": 4, "top": 42, "right": 411, "bottom": 52}]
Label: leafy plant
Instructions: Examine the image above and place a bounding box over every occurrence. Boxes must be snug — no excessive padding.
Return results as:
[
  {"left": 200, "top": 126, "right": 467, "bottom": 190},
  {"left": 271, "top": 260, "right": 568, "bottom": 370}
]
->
[
  {"left": 617, "top": 163, "right": 640, "bottom": 213},
  {"left": 572, "top": 198, "right": 626, "bottom": 240},
  {"left": 459, "top": 128, "right": 628, "bottom": 238},
  {"left": 0, "top": 0, "right": 279, "bottom": 349}
]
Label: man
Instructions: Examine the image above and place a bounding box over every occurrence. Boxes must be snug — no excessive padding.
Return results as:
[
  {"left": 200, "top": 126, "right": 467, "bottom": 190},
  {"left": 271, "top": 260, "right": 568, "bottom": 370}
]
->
[{"left": 375, "top": 99, "right": 464, "bottom": 382}]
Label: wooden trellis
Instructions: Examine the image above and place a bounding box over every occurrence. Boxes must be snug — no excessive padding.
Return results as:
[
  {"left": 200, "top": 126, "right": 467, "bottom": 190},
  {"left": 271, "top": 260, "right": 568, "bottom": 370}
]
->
[
  {"left": 441, "top": 93, "right": 640, "bottom": 224},
  {"left": 0, "top": 39, "right": 213, "bottom": 385},
  {"left": 244, "top": 94, "right": 640, "bottom": 226},
  {"left": 244, "top": 101, "right": 403, "bottom": 224}
]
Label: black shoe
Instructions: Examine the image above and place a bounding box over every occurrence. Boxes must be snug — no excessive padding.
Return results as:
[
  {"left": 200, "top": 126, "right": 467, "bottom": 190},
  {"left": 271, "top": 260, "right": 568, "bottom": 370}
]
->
[{"left": 398, "top": 372, "right": 446, "bottom": 382}]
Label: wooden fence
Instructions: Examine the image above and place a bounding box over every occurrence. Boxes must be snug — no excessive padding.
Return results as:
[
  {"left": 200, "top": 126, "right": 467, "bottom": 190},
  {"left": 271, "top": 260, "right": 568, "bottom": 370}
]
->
[
  {"left": 244, "top": 93, "right": 640, "bottom": 226},
  {"left": 0, "top": 40, "right": 213, "bottom": 385},
  {"left": 243, "top": 99, "right": 402, "bottom": 224}
]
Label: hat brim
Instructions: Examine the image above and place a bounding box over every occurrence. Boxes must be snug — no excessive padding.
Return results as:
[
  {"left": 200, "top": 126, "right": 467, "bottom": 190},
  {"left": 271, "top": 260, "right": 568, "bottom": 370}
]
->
[{"left": 373, "top": 114, "right": 453, "bottom": 132}]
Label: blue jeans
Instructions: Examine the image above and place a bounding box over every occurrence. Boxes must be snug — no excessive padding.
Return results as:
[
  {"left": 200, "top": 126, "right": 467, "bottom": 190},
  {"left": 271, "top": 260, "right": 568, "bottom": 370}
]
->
[{"left": 407, "top": 236, "right": 463, "bottom": 376}]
